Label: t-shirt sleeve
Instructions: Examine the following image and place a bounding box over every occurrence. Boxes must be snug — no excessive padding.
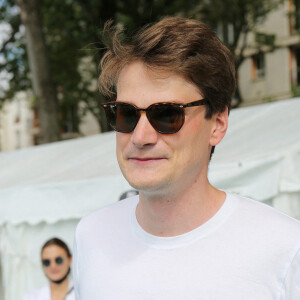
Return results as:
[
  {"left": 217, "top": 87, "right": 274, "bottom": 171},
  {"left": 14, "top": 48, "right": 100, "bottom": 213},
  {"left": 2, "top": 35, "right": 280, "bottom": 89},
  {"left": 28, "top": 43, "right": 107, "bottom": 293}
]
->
[{"left": 280, "top": 246, "right": 300, "bottom": 300}]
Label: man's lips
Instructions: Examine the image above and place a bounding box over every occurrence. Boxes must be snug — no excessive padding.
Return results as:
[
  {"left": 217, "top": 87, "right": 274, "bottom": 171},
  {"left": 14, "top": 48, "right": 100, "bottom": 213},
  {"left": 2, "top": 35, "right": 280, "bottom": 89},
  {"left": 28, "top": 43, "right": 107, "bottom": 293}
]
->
[{"left": 128, "top": 157, "right": 166, "bottom": 163}]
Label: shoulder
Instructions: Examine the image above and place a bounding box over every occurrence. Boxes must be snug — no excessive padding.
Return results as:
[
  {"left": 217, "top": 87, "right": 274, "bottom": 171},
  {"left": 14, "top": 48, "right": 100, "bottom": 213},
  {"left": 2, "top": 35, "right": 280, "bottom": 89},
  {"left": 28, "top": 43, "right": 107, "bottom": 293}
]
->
[
  {"left": 77, "top": 195, "right": 138, "bottom": 229},
  {"left": 230, "top": 193, "right": 300, "bottom": 243},
  {"left": 21, "top": 285, "right": 49, "bottom": 300},
  {"left": 75, "top": 195, "right": 138, "bottom": 239},
  {"left": 233, "top": 193, "right": 300, "bottom": 225}
]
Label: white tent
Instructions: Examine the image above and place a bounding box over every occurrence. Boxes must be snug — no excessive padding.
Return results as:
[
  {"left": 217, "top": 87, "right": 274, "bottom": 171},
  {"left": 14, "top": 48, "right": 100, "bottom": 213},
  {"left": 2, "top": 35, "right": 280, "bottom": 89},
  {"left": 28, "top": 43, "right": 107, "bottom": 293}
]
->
[{"left": 0, "top": 98, "right": 300, "bottom": 299}]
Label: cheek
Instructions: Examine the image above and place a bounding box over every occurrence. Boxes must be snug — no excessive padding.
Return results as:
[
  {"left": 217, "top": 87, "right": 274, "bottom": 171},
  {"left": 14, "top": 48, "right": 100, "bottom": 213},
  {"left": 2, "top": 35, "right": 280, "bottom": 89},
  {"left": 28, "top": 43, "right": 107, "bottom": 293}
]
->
[
  {"left": 116, "top": 133, "right": 129, "bottom": 153},
  {"left": 116, "top": 135, "right": 124, "bottom": 161},
  {"left": 60, "top": 258, "right": 71, "bottom": 269},
  {"left": 176, "top": 122, "right": 211, "bottom": 160}
]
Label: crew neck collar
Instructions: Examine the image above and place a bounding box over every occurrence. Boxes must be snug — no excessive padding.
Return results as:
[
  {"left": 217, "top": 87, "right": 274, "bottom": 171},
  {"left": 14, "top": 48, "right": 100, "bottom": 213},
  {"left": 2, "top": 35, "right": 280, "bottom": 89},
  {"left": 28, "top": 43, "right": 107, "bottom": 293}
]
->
[{"left": 130, "top": 192, "right": 238, "bottom": 249}]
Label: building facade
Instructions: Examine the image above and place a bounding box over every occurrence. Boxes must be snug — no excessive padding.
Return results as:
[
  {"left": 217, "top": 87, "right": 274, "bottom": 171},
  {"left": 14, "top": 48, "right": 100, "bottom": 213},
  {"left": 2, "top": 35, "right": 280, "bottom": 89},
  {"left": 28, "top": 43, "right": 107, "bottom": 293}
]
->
[
  {"left": 0, "top": 92, "right": 35, "bottom": 151},
  {"left": 239, "top": 0, "right": 300, "bottom": 105},
  {"left": 0, "top": 91, "right": 100, "bottom": 151}
]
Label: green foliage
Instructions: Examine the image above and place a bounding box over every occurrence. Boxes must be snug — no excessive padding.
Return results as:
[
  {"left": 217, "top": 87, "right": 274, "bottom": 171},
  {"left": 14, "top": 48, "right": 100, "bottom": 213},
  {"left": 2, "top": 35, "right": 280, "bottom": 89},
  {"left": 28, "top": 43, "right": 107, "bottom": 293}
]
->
[
  {"left": 291, "top": 83, "right": 300, "bottom": 97},
  {"left": 0, "top": 0, "right": 30, "bottom": 102},
  {"left": 1, "top": 0, "right": 199, "bottom": 132},
  {"left": 262, "top": 95, "right": 276, "bottom": 103},
  {"left": 0, "top": 0, "right": 283, "bottom": 128},
  {"left": 255, "top": 32, "right": 276, "bottom": 51}
]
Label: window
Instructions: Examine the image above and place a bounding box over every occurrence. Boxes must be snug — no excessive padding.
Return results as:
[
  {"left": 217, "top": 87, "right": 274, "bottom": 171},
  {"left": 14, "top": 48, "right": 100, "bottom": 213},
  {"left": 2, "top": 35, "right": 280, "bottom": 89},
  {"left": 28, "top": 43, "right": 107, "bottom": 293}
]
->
[
  {"left": 251, "top": 53, "right": 265, "bottom": 79},
  {"left": 216, "top": 22, "right": 234, "bottom": 45},
  {"left": 293, "top": 47, "right": 300, "bottom": 85}
]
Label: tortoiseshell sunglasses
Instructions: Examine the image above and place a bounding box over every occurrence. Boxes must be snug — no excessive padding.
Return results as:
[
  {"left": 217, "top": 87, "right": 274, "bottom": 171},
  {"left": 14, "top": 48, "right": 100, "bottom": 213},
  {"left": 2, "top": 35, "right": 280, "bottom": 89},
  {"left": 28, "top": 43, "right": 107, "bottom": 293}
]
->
[{"left": 101, "top": 99, "right": 207, "bottom": 134}]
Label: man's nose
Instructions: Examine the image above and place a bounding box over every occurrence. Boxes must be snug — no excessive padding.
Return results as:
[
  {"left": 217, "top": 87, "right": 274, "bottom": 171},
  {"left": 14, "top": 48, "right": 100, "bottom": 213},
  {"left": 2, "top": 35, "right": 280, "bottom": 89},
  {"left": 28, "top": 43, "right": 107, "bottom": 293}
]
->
[{"left": 130, "top": 113, "right": 159, "bottom": 148}]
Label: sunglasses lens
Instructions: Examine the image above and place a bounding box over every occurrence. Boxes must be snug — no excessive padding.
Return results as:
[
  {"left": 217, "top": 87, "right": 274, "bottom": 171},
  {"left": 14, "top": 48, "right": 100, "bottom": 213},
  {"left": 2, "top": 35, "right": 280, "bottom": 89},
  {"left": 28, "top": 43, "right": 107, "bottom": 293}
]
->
[
  {"left": 42, "top": 259, "right": 50, "bottom": 267},
  {"left": 104, "top": 103, "right": 138, "bottom": 133},
  {"left": 148, "top": 104, "right": 184, "bottom": 134},
  {"left": 55, "top": 257, "right": 64, "bottom": 265}
]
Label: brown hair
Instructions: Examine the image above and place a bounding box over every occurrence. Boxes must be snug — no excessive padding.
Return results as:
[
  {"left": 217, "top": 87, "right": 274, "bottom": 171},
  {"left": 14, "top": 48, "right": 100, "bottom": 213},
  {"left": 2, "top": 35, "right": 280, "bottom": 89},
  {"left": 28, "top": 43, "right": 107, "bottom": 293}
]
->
[
  {"left": 41, "top": 237, "right": 72, "bottom": 257},
  {"left": 99, "top": 16, "right": 236, "bottom": 118}
]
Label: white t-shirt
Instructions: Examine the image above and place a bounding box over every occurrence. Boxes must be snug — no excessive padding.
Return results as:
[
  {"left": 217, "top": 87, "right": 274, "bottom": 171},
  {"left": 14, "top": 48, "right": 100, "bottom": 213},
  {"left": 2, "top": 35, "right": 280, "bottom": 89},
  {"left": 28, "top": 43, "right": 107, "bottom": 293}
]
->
[
  {"left": 21, "top": 280, "right": 75, "bottom": 300},
  {"left": 73, "top": 193, "right": 300, "bottom": 300}
]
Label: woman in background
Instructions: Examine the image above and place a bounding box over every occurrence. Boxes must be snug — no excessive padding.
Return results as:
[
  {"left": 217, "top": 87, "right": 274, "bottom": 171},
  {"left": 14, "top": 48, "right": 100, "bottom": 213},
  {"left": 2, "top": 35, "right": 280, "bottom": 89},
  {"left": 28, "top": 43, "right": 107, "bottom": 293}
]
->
[{"left": 22, "top": 237, "right": 74, "bottom": 300}]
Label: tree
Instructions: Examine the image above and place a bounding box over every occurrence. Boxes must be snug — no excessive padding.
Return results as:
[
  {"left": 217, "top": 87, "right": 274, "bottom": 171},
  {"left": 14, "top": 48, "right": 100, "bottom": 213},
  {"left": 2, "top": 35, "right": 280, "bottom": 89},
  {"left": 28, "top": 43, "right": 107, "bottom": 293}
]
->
[
  {"left": 1, "top": 0, "right": 280, "bottom": 140},
  {"left": 18, "top": 0, "right": 60, "bottom": 143},
  {"left": 1, "top": 0, "right": 199, "bottom": 138}
]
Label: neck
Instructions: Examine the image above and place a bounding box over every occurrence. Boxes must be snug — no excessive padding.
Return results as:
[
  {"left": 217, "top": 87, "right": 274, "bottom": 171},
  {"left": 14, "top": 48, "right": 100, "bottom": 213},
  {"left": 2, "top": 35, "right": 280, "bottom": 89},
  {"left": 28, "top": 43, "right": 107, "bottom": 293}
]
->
[
  {"left": 136, "top": 179, "right": 226, "bottom": 237},
  {"left": 50, "top": 277, "right": 69, "bottom": 293}
]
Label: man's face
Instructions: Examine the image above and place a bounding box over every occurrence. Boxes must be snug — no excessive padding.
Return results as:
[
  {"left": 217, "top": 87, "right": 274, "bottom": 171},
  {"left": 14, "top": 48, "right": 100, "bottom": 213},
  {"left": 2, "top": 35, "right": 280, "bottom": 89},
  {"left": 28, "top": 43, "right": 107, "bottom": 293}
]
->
[{"left": 116, "top": 61, "right": 227, "bottom": 196}]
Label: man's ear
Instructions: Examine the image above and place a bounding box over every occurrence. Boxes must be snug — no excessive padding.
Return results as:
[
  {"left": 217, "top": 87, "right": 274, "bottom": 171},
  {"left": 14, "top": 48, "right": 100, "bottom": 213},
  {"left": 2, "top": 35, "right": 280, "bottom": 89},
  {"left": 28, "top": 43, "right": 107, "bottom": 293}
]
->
[{"left": 209, "top": 107, "right": 228, "bottom": 146}]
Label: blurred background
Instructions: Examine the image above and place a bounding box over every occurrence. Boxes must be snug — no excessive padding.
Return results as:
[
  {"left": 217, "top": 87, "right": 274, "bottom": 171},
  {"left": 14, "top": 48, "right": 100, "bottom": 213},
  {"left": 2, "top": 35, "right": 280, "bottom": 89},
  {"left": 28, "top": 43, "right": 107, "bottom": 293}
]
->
[
  {"left": 1, "top": 0, "right": 300, "bottom": 149},
  {"left": 1, "top": 0, "right": 300, "bottom": 299}
]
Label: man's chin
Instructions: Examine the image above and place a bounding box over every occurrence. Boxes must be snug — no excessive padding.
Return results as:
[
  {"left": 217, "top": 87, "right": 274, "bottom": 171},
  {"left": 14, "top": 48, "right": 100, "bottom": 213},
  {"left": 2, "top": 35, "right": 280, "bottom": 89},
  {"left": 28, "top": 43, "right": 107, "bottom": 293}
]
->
[
  {"left": 126, "top": 177, "right": 169, "bottom": 195},
  {"left": 120, "top": 164, "right": 172, "bottom": 194}
]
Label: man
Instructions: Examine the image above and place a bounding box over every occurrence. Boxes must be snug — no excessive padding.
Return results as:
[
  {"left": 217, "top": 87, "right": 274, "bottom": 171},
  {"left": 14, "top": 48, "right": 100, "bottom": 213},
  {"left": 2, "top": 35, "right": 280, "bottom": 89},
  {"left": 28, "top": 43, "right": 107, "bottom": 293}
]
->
[{"left": 73, "top": 17, "right": 300, "bottom": 299}]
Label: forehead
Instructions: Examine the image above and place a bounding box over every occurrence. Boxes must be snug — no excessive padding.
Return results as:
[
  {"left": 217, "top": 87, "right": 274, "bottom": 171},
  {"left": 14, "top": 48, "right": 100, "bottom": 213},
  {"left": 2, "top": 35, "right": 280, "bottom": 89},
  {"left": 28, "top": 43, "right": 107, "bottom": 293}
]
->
[
  {"left": 117, "top": 61, "right": 201, "bottom": 103},
  {"left": 42, "top": 245, "right": 66, "bottom": 258}
]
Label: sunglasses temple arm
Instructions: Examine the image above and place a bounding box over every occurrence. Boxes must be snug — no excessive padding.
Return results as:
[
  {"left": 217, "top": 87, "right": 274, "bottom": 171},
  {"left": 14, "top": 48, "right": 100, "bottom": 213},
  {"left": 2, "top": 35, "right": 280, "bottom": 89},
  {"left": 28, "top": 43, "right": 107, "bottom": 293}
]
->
[{"left": 183, "top": 99, "right": 207, "bottom": 108}]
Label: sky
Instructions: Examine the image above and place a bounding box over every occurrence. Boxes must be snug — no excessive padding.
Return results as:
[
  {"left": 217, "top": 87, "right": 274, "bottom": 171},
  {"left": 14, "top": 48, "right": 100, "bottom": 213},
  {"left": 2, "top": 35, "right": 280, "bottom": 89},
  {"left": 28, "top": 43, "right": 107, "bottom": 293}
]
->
[
  {"left": 0, "top": 22, "right": 12, "bottom": 92},
  {"left": 0, "top": 3, "right": 21, "bottom": 94}
]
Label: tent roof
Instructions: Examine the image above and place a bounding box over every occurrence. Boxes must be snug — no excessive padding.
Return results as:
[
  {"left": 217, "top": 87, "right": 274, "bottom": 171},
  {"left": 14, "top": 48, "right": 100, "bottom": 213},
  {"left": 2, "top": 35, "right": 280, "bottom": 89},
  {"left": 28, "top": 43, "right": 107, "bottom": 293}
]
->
[
  {"left": 214, "top": 98, "right": 300, "bottom": 162},
  {"left": 1, "top": 98, "right": 299, "bottom": 225}
]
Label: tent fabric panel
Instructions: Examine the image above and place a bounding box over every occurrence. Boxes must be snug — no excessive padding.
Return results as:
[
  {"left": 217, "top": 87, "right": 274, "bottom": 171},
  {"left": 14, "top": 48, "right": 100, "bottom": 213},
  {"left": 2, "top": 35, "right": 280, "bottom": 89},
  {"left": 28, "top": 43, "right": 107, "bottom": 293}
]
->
[
  {"left": 0, "top": 132, "right": 120, "bottom": 190},
  {"left": 0, "top": 175, "right": 131, "bottom": 226},
  {"left": 0, "top": 220, "right": 78, "bottom": 300},
  {"left": 209, "top": 153, "right": 282, "bottom": 201}
]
